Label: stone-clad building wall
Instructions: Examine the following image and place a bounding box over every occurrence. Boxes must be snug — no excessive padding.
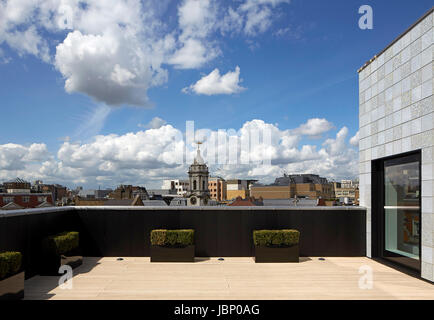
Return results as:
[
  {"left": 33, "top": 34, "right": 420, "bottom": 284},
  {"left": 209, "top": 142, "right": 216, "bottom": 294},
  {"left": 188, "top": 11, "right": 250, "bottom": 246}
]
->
[{"left": 358, "top": 9, "right": 433, "bottom": 281}]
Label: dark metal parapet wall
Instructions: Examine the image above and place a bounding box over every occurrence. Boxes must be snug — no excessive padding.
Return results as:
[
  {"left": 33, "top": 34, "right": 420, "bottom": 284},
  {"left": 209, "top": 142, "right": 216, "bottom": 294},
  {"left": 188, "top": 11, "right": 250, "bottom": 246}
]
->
[
  {"left": 76, "top": 207, "right": 366, "bottom": 257},
  {"left": 0, "top": 206, "right": 366, "bottom": 277}
]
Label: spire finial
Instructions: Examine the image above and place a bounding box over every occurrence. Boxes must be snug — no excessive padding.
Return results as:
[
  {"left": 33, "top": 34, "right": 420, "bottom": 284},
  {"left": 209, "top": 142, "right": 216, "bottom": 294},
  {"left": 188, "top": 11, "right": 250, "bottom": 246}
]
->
[{"left": 193, "top": 141, "right": 204, "bottom": 164}]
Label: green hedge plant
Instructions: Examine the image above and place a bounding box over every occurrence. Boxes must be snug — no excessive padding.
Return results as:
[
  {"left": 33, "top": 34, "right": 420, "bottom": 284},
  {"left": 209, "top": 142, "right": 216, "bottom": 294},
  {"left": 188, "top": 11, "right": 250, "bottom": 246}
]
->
[
  {"left": 0, "top": 251, "right": 22, "bottom": 280},
  {"left": 151, "top": 229, "right": 194, "bottom": 247},
  {"left": 43, "top": 231, "right": 80, "bottom": 255},
  {"left": 253, "top": 230, "right": 300, "bottom": 247}
]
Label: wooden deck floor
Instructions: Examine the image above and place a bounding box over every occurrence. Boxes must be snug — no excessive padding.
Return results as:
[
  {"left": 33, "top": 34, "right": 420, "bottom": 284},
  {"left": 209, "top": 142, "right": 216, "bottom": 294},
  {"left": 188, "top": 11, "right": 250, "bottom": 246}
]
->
[{"left": 24, "top": 257, "right": 433, "bottom": 300}]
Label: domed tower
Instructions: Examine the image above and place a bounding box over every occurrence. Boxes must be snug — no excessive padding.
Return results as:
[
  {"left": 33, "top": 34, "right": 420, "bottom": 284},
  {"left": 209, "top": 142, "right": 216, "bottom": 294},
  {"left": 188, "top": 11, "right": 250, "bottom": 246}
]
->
[{"left": 187, "top": 142, "right": 210, "bottom": 206}]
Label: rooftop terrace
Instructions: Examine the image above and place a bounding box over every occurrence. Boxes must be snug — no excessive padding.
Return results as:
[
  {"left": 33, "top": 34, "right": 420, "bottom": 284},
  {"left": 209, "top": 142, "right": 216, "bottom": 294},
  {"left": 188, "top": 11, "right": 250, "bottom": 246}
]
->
[
  {"left": 2, "top": 206, "right": 431, "bottom": 300},
  {"left": 25, "top": 256, "right": 434, "bottom": 300}
]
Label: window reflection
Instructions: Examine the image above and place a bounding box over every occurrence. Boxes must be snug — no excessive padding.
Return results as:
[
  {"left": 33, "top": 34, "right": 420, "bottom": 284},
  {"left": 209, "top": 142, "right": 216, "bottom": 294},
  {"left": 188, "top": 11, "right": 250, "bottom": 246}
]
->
[{"left": 384, "top": 161, "right": 420, "bottom": 260}]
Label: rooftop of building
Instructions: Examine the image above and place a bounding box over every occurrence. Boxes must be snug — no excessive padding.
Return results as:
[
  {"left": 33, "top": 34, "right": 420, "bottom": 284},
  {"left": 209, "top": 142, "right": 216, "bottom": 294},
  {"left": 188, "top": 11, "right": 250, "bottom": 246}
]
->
[
  {"left": 147, "top": 189, "right": 177, "bottom": 195},
  {"left": 0, "top": 192, "right": 52, "bottom": 196},
  {"left": 169, "top": 198, "right": 188, "bottom": 206},
  {"left": 226, "top": 179, "right": 258, "bottom": 184},
  {"left": 142, "top": 200, "right": 168, "bottom": 206},
  {"left": 252, "top": 174, "right": 330, "bottom": 187},
  {"left": 78, "top": 189, "right": 97, "bottom": 197},
  {"left": 228, "top": 196, "right": 264, "bottom": 206},
  {"left": 3, "top": 177, "right": 30, "bottom": 184},
  {"left": 209, "top": 176, "right": 225, "bottom": 181},
  {"left": 0, "top": 204, "right": 428, "bottom": 299},
  {"left": 24, "top": 256, "right": 434, "bottom": 300},
  {"left": 358, "top": 6, "right": 433, "bottom": 73},
  {"left": 262, "top": 198, "right": 319, "bottom": 207}
]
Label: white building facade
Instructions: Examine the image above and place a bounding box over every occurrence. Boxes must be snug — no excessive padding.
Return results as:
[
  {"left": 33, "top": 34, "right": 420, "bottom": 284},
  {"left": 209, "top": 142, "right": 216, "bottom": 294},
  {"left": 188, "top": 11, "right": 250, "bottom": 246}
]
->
[
  {"left": 162, "top": 179, "right": 190, "bottom": 196},
  {"left": 358, "top": 8, "right": 433, "bottom": 282}
]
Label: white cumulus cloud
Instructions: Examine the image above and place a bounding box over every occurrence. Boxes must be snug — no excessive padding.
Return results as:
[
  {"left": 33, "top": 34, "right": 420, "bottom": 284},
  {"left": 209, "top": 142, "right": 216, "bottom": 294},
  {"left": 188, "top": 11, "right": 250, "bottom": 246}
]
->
[
  {"left": 0, "top": 143, "right": 50, "bottom": 172},
  {"left": 168, "top": 38, "right": 219, "bottom": 70},
  {"left": 138, "top": 117, "right": 167, "bottom": 130},
  {"left": 182, "top": 66, "right": 246, "bottom": 95},
  {"left": 1, "top": 0, "right": 173, "bottom": 107},
  {"left": 293, "top": 118, "right": 334, "bottom": 136},
  {"left": 168, "top": 0, "right": 220, "bottom": 69},
  {"left": 350, "top": 131, "right": 360, "bottom": 146},
  {"left": 54, "top": 29, "right": 169, "bottom": 106}
]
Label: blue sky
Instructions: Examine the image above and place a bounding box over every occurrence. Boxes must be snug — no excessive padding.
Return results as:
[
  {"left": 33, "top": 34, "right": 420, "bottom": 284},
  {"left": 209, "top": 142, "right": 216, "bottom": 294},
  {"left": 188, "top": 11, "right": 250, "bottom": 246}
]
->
[{"left": 0, "top": 0, "right": 432, "bottom": 189}]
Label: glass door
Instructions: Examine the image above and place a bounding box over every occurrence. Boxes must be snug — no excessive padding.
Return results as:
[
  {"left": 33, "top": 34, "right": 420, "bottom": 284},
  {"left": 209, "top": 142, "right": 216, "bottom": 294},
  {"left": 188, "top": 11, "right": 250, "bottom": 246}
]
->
[{"left": 383, "top": 154, "right": 421, "bottom": 270}]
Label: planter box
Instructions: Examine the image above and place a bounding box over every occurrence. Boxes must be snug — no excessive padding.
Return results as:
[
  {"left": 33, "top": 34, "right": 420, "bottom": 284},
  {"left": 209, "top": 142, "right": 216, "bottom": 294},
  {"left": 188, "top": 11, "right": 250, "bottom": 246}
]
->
[
  {"left": 150, "top": 245, "right": 195, "bottom": 262},
  {"left": 39, "top": 248, "right": 83, "bottom": 276},
  {"left": 0, "top": 271, "right": 24, "bottom": 300},
  {"left": 255, "top": 245, "right": 299, "bottom": 263}
]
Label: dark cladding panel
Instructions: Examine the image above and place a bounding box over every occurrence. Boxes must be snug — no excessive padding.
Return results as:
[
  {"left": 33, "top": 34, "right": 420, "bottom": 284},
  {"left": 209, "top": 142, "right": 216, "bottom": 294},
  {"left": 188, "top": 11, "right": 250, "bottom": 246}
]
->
[
  {"left": 129, "top": 210, "right": 146, "bottom": 257},
  {"left": 179, "top": 210, "right": 217, "bottom": 257},
  {"left": 217, "top": 209, "right": 243, "bottom": 257},
  {"left": 275, "top": 210, "right": 312, "bottom": 256},
  {"left": 76, "top": 209, "right": 105, "bottom": 256}
]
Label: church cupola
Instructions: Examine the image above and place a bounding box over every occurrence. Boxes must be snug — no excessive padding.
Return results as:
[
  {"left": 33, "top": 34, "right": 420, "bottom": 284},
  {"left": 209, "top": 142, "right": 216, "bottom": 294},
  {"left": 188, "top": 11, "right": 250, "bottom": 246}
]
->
[{"left": 187, "top": 142, "right": 210, "bottom": 206}]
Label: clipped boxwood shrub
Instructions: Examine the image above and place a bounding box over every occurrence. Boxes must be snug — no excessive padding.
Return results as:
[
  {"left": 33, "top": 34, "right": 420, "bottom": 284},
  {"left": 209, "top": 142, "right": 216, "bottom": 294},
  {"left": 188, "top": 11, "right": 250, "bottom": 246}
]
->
[
  {"left": 253, "top": 229, "right": 300, "bottom": 247},
  {"left": 0, "top": 251, "right": 22, "bottom": 280},
  {"left": 151, "top": 229, "right": 194, "bottom": 247},
  {"left": 43, "top": 231, "right": 79, "bottom": 255}
]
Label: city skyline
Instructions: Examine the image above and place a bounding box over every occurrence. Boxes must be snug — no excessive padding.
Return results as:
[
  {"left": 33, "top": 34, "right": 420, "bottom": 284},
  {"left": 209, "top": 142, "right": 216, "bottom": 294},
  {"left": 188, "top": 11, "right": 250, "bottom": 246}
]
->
[{"left": 0, "top": 1, "right": 432, "bottom": 189}]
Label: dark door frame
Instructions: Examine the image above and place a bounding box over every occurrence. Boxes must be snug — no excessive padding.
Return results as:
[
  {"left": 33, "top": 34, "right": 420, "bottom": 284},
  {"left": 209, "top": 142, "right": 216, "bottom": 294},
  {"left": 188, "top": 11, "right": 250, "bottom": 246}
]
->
[{"left": 371, "top": 150, "right": 422, "bottom": 273}]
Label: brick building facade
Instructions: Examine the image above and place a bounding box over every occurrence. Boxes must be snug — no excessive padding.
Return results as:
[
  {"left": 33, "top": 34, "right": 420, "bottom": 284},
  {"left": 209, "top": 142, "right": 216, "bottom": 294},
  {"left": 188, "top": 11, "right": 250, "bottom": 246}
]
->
[{"left": 0, "top": 193, "right": 53, "bottom": 210}]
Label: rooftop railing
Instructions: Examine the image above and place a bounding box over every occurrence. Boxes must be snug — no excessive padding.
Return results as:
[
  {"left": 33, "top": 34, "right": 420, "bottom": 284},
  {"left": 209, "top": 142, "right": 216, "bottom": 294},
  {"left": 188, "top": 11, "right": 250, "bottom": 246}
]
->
[{"left": 0, "top": 206, "right": 366, "bottom": 279}]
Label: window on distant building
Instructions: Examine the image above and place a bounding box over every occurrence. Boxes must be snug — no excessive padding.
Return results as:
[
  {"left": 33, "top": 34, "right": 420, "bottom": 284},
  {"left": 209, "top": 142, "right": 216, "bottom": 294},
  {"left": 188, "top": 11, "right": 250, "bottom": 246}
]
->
[
  {"left": 22, "top": 196, "right": 30, "bottom": 203},
  {"left": 3, "top": 197, "right": 14, "bottom": 204}
]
